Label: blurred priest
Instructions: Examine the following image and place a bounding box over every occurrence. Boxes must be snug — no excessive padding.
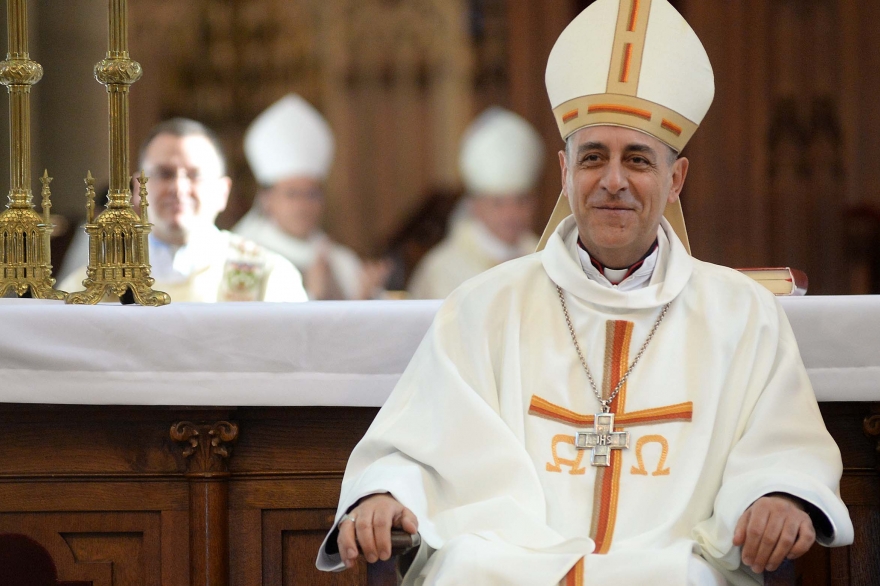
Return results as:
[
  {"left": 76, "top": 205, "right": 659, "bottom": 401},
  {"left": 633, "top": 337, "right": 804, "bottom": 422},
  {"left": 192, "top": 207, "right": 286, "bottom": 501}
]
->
[
  {"left": 236, "top": 94, "right": 388, "bottom": 300},
  {"left": 407, "top": 106, "right": 544, "bottom": 299},
  {"left": 62, "top": 118, "right": 307, "bottom": 303}
]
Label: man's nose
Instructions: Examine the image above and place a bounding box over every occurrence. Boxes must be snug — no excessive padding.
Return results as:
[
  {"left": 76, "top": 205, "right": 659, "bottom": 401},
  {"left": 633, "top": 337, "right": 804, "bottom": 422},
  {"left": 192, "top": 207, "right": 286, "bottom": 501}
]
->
[
  {"left": 169, "top": 172, "right": 193, "bottom": 196},
  {"left": 600, "top": 159, "right": 627, "bottom": 194}
]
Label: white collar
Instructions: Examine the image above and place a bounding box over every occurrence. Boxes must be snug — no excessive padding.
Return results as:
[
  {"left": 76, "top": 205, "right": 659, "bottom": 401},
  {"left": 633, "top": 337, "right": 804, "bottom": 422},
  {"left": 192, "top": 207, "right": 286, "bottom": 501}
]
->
[
  {"left": 149, "top": 225, "right": 224, "bottom": 283},
  {"left": 575, "top": 229, "right": 668, "bottom": 292},
  {"left": 541, "top": 216, "right": 691, "bottom": 310}
]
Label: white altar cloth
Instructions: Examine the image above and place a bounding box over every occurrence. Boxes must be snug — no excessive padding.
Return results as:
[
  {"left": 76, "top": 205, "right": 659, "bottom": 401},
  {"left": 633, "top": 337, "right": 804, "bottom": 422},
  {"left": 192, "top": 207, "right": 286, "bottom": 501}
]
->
[{"left": 0, "top": 296, "right": 877, "bottom": 406}]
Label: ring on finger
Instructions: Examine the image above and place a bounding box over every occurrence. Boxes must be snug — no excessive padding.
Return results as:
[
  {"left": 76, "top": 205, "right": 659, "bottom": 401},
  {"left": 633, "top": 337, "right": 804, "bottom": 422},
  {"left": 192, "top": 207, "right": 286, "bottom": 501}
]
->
[{"left": 340, "top": 513, "right": 357, "bottom": 524}]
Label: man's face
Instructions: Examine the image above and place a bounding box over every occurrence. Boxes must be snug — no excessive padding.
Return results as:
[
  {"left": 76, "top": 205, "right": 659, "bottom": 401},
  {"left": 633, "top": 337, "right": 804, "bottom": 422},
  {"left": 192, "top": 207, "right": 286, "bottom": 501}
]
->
[
  {"left": 262, "top": 176, "right": 324, "bottom": 240},
  {"left": 560, "top": 126, "right": 688, "bottom": 267},
  {"left": 140, "top": 134, "right": 231, "bottom": 246},
  {"left": 470, "top": 194, "right": 536, "bottom": 246}
]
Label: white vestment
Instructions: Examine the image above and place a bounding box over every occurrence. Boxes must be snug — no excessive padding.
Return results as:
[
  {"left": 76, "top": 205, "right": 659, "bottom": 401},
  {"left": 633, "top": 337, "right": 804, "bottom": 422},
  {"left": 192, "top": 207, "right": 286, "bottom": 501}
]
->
[
  {"left": 60, "top": 227, "right": 307, "bottom": 303},
  {"left": 317, "top": 216, "right": 853, "bottom": 585},
  {"left": 234, "top": 209, "right": 364, "bottom": 300},
  {"left": 408, "top": 218, "right": 539, "bottom": 299}
]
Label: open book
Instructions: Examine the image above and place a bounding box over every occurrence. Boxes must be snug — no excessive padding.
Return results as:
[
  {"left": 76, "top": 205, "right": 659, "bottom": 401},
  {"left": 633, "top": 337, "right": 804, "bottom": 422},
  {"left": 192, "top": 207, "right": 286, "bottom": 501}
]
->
[{"left": 737, "top": 267, "right": 808, "bottom": 296}]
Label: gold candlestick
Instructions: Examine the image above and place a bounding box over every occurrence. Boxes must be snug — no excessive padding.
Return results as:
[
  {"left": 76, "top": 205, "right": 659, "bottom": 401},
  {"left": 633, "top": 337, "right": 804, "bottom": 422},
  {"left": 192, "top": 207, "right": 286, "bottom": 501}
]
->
[
  {"left": 0, "top": 0, "right": 65, "bottom": 299},
  {"left": 66, "top": 0, "right": 168, "bottom": 306}
]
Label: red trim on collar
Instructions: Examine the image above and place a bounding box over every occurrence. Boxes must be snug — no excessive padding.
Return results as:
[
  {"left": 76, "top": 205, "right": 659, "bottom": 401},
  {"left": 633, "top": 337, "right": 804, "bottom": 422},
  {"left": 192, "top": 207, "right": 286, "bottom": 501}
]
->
[{"left": 578, "top": 238, "right": 659, "bottom": 284}]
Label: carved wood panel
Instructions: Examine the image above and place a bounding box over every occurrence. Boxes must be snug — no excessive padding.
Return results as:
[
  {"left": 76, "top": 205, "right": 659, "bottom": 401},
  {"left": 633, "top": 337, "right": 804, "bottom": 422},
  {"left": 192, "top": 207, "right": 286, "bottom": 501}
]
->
[
  {"left": 0, "top": 512, "right": 165, "bottom": 586},
  {"left": 2, "top": 403, "right": 874, "bottom": 585},
  {"left": 679, "top": 0, "right": 880, "bottom": 293},
  {"left": 794, "top": 403, "right": 880, "bottom": 584},
  {"left": 260, "top": 508, "right": 376, "bottom": 586}
]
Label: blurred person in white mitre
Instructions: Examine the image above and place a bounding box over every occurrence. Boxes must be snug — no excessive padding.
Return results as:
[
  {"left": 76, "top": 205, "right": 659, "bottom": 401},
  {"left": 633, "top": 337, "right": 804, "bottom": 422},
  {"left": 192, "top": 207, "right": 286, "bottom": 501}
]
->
[
  {"left": 234, "top": 94, "right": 389, "bottom": 300},
  {"left": 61, "top": 118, "right": 307, "bottom": 303},
  {"left": 407, "top": 107, "right": 545, "bottom": 299}
]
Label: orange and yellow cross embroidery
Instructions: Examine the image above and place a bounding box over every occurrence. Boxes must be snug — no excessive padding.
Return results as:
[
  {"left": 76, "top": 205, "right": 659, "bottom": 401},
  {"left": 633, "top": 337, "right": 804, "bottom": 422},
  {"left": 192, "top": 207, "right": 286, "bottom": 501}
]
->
[
  {"left": 564, "top": 557, "right": 585, "bottom": 586},
  {"left": 530, "top": 320, "right": 694, "bottom": 554}
]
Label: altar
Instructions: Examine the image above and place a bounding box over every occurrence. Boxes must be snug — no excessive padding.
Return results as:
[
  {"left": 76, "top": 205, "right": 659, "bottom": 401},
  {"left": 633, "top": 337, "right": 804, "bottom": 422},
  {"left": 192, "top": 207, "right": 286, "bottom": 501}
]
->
[{"left": 0, "top": 296, "right": 878, "bottom": 585}]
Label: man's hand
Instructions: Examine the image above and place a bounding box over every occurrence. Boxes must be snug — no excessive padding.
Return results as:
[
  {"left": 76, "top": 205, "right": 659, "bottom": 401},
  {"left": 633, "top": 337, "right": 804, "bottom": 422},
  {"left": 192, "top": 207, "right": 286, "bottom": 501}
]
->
[
  {"left": 733, "top": 494, "right": 815, "bottom": 574},
  {"left": 304, "top": 247, "right": 333, "bottom": 300},
  {"left": 337, "top": 493, "right": 419, "bottom": 569}
]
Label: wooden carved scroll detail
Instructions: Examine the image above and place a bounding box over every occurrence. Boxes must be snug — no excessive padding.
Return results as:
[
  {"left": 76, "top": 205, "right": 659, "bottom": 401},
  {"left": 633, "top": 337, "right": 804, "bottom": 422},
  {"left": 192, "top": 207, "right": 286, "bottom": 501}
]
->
[{"left": 170, "top": 421, "right": 239, "bottom": 477}]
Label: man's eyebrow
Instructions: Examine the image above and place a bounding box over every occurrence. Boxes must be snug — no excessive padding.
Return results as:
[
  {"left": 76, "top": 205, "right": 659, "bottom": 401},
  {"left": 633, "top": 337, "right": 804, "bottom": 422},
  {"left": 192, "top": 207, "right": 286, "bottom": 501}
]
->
[
  {"left": 624, "top": 144, "right": 658, "bottom": 158},
  {"left": 577, "top": 141, "right": 608, "bottom": 155}
]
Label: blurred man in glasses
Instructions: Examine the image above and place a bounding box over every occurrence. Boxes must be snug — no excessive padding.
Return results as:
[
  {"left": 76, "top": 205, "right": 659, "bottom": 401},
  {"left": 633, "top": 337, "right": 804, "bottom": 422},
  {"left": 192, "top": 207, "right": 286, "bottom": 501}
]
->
[{"left": 61, "top": 118, "right": 307, "bottom": 303}]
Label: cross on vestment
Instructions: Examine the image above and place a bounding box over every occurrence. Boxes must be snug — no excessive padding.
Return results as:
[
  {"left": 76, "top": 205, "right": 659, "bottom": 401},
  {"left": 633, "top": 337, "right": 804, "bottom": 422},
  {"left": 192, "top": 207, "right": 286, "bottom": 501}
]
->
[
  {"left": 575, "top": 412, "right": 629, "bottom": 467},
  {"left": 529, "top": 395, "right": 694, "bottom": 467},
  {"left": 529, "top": 388, "right": 694, "bottom": 554},
  {"left": 529, "top": 320, "right": 693, "bottom": 554}
]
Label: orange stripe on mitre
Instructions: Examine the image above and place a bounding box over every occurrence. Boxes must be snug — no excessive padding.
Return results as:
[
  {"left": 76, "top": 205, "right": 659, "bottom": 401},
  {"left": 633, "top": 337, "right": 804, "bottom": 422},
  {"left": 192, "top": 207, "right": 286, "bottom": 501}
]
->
[
  {"left": 620, "top": 43, "right": 634, "bottom": 83},
  {"left": 628, "top": 0, "right": 641, "bottom": 32},
  {"left": 562, "top": 109, "right": 579, "bottom": 124},
  {"left": 661, "top": 119, "right": 683, "bottom": 136},
  {"left": 529, "top": 395, "right": 594, "bottom": 426},
  {"left": 587, "top": 104, "right": 652, "bottom": 121},
  {"left": 564, "top": 558, "right": 585, "bottom": 586}
]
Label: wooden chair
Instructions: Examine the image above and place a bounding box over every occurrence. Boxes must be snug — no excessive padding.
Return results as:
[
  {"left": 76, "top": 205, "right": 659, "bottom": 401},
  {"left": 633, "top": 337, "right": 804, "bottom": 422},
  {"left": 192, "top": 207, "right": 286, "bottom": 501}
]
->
[
  {"left": 385, "top": 531, "right": 796, "bottom": 585},
  {"left": 764, "top": 560, "right": 796, "bottom": 586}
]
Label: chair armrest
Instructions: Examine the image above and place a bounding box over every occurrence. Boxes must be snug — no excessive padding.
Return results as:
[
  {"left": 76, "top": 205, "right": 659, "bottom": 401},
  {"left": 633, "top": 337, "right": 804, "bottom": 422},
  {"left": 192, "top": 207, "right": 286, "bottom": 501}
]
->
[
  {"left": 390, "top": 530, "right": 421, "bottom": 556},
  {"left": 763, "top": 560, "right": 795, "bottom": 586}
]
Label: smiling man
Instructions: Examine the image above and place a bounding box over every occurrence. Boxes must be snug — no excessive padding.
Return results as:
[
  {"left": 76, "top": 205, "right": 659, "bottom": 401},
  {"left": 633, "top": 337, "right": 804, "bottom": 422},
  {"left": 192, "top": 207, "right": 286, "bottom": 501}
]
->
[
  {"left": 62, "top": 118, "right": 307, "bottom": 302},
  {"left": 316, "top": 0, "right": 852, "bottom": 584},
  {"left": 560, "top": 126, "right": 686, "bottom": 291}
]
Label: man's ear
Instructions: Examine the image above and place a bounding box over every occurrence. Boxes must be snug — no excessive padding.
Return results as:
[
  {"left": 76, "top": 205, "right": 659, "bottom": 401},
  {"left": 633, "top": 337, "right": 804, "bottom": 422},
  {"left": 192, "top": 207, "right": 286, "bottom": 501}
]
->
[
  {"left": 217, "top": 176, "right": 232, "bottom": 213},
  {"left": 558, "top": 150, "right": 568, "bottom": 199},
  {"left": 667, "top": 157, "right": 689, "bottom": 204}
]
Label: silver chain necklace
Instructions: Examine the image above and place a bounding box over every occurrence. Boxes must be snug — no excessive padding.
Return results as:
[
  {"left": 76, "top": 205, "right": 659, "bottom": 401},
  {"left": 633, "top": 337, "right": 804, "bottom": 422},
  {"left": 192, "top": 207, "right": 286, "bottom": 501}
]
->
[{"left": 556, "top": 285, "right": 670, "bottom": 413}]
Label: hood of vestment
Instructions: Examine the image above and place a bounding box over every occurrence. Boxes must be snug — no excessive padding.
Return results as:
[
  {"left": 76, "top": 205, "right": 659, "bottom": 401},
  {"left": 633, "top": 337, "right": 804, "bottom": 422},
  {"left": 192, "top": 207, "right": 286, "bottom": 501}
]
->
[{"left": 542, "top": 215, "right": 693, "bottom": 310}]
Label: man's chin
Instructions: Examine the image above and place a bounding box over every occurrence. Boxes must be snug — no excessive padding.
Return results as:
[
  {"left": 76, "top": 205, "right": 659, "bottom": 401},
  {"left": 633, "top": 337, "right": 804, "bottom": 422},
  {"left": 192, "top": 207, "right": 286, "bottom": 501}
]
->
[{"left": 152, "top": 223, "right": 191, "bottom": 246}]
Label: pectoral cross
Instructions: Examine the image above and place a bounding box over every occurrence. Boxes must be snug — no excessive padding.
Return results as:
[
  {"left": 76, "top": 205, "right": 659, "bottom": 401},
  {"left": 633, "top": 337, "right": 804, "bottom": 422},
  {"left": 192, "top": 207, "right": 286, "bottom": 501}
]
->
[{"left": 574, "top": 412, "right": 630, "bottom": 467}]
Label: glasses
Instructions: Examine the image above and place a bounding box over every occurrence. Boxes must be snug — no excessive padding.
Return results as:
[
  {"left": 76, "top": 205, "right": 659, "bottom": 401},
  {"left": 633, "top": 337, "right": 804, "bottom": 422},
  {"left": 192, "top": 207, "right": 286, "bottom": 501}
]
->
[
  {"left": 144, "top": 165, "right": 219, "bottom": 184},
  {"left": 278, "top": 186, "right": 324, "bottom": 201}
]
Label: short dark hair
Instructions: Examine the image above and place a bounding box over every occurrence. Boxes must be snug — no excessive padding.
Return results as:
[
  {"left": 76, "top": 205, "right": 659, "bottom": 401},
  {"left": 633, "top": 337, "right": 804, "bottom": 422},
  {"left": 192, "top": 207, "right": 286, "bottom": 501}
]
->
[{"left": 138, "top": 118, "right": 227, "bottom": 176}]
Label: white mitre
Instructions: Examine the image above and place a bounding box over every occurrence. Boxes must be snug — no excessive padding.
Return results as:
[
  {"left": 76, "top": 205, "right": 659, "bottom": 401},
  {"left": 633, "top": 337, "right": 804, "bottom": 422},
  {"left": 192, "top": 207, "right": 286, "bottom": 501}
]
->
[
  {"left": 244, "top": 94, "right": 335, "bottom": 187},
  {"left": 459, "top": 106, "right": 545, "bottom": 198},
  {"left": 538, "top": 0, "right": 715, "bottom": 252}
]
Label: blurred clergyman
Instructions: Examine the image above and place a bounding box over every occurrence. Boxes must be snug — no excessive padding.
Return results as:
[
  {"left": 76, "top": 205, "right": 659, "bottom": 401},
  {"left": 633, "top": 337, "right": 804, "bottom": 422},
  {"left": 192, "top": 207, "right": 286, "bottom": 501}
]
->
[
  {"left": 235, "top": 94, "right": 388, "bottom": 300},
  {"left": 407, "top": 107, "right": 544, "bottom": 299},
  {"left": 61, "top": 118, "right": 307, "bottom": 302}
]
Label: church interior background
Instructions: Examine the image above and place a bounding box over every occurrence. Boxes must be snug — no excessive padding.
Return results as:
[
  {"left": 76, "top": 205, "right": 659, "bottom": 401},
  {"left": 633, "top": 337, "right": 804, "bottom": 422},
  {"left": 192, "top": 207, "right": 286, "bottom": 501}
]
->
[
  {"left": 1, "top": 0, "right": 879, "bottom": 294},
  {"left": 0, "top": 2, "right": 879, "bottom": 585}
]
